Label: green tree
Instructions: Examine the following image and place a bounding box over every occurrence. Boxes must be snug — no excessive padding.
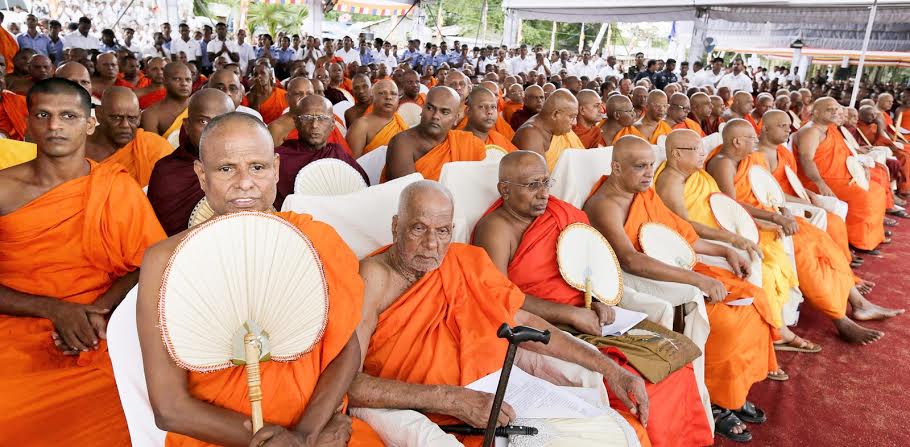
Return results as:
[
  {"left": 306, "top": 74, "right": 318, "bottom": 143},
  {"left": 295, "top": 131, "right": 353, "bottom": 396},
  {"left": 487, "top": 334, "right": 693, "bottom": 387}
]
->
[{"left": 245, "top": 3, "right": 309, "bottom": 36}]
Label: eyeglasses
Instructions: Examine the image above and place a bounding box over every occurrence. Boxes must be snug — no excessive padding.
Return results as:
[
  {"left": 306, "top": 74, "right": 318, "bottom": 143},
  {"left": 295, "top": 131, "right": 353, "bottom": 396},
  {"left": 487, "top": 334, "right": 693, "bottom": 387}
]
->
[
  {"left": 501, "top": 178, "right": 556, "bottom": 191},
  {"left": 674, "top": 147, "right": 701, "bottom": 151},
  {"left": 670, "top": 105, "right": 691, "bottom": 111},
  {"left": 296, "top": 114, "right": 332, "bottom": 123}
]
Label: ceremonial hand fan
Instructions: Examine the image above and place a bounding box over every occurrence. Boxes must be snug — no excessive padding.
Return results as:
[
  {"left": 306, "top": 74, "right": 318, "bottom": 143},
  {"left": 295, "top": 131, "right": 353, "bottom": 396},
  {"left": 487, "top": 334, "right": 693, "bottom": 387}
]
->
[
  {"left": 869, "top": 148, "right": 889, "bottom": 165},
  {"left": 556, "top": 223, "right": 624, "bottom": 306},
  {"left": 639, "top": 223, "right": 696, "bottom": 270},
  {"left": 846, "top": 156, "right": 870, "bottom": 191},
  {"left": 159, "top": 212, "right": 329, "bottom": 432},
  {"left": 294, "top": 158, "right": 368, "bottom": 196},
  {"left": 484, "top": 144, "right": 509, "bottom": 162},
  {"left": 709, "top": 193, "right": 759, "bottom": 244},
  {"left": 839, "top": 126, "right": 861, "bottom": 155},
  {"left": 748, "top": 165, "right": 786, "bottom": 210},
  {"left": 783, "top": 165, "right": 810, "bottom": 201},
  {"left": 397, "top": 102, "right": 424, "bottom": 128},
  {"left": 189, "top": 197, "right": 275, "bottom": 228}
]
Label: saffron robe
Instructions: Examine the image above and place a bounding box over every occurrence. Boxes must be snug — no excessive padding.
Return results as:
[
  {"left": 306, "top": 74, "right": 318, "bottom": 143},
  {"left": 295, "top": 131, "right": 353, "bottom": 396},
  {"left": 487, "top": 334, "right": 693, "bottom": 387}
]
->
[
  {"left": 544, "top": 131, "right": 585, "bottom": 172},
  {"left": 0, "top": 26, "right": 17, "bottom": 74},
  {"left": 0, "top": 90, "right": 28, "bottom": 140},
  {"left": 857, "top": 120, "right": 910, "bottom": 194},
  {"left": 573, "top": 122, "right": 607, "bottom": 148},
  {"left": 794, "top": 124, "right": 886, "bottom": 250},
  {"left": 100, "top": 128, "right": 175, "bottom": 187},
  {"left": 457, "top": 114, "right": 516, "bottom": 140},
  {"left": 0, "top": 138, "right": 37, "bottom": 170},
  {"left": 0, "top": 161, "right": 166, "bottom": 445},
  {"left": 744, "top": 114, "right": 762, "bottom": 135},
  {"left": 166, "top": 211, "right": 382, "bottom": 446},
  {"left": 147, "top": 130, "right": 204, "bottom": 236},
  {"left": 671, "top": 118, "right": 706, "bottom": 137},
  {"left": 274, "top": 140, "right": 369, "bottom": 209},
  {"left": 162, "top": 107, "right": 188, "bottom": 141},
  {"left": 138, "top": 87, "right": 166, "bottom": 109},
  {"left": 399, "top": 92, "right": 426, "bottom": 106},
  {"left": 502, "top": 101, "right": 523, "bottom": 124},
  {"left": 362, "top": 113, "right": 408, "bottom": 155},
  {"left": 385, "top": 130, "right": 485, "bottom": 182},
  {"left": 253, "top": 87, "right": 289, "bottom": 124},
  {"left": 485, "top": 129, "right": 518, "bottom": 152}
]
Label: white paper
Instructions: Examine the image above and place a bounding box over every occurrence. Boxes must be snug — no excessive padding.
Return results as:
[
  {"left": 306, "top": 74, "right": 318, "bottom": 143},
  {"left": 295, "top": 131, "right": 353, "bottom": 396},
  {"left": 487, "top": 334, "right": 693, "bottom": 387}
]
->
[
  {"left": 726, "top": 297, "right": 754, "bottom": 306},
  {"left": 466, "top": 367, "right": 606, "bottom": 419},
  {"left": 600, "top": 307, "right": 648, "bottom": 336}
]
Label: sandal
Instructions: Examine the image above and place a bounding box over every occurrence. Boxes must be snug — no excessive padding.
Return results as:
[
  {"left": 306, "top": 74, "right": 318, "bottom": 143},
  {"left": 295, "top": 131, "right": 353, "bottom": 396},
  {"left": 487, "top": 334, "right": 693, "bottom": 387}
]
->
[
  {"left": 884, "top": 218, "right": 898, "bottom": 227},
  {"left": 713, "top": 406, "right": 753, "bottom": 443},
  {"left": 767, "top": 369, "right": 789, "bottom": 381},
  {"left": 734, "top": 401, "right": 768, "bottom": 424},
  {"left": 852, "top": 246, "right": 881, "bottom": 256},
  {"left": 775, "top": 335, "right": 822, "bottom": 353},
  {"left": 887, "top": 209, "right": 910, "bottom": 219}
]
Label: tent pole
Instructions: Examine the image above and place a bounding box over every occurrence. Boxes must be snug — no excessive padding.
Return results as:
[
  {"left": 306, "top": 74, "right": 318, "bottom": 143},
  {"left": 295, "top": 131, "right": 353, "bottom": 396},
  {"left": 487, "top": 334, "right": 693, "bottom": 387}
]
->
[
  {"left": 549, "top": 21, "right": 556, "bottom": 54},
  {"left": 578, "top": 22, "right": 585, "bottom": 53},
  {"left": 850, "top": 0, "right": 878, "bottom": 108},
  {"left": 480, "top": 0, "right": 488, "bottom": 46}
]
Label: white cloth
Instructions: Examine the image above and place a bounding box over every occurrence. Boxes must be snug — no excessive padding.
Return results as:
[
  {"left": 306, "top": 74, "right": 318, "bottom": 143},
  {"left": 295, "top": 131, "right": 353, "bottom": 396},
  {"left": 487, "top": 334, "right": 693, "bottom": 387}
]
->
[
  {"left": 206, "top": 38, "right": 238, "bottom": 59},
  {"left": 356, "top": 145, "right": 388, "bottom": 186},
  {"left": 716, "top": 72, "right": 754, "bottom": 93},
  {"left": 281, "top": 173, "right": 423, "bottom": 258},
  {"left": 551, "top": 60, "right": 572, "bottom": 73},
  {"left": 377, "top": 51, "right": 398, "bottom": 69},
  {"left": 63, "top": 31, "right": 101, "bottom": 50},
  {"left": 236, "top": 42, "right": 256, "bottom": 74},
  {"left": 297, "top": 48, "right": 323, "bottom": 78},
  {"left": 333, "top": 100, "right": 354, "bottom": 127},
  {"left": 438, "top": 161, "right": 501, "bottom": 243},
  {"left": 598, "top": 66, "right": 623, "bottom": 82},
  {"left": 689, "top": 69, "right": 724, "bottom": 88},
  {"left": 236, "top": 105, "right": 263, "bottom": 121},
  {"left": 336, "top": 47, "right": 360, "bottom": 65},
  {"left": 509, "top": 56, "right": 537, "bottom": 75},
  {"left": 550, "top": 148, "right": 614, "bottom": 208},
  {"left": 572, "top": 62, "right": 599, "bottom": 79},
  {"left": 171, "top": 37, "right": 200, "bottom": 61}
]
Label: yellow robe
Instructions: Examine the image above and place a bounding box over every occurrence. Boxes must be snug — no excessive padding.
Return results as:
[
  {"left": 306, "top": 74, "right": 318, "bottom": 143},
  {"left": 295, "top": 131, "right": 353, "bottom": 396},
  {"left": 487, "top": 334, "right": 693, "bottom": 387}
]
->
[
  {"left": 163, "top": 108, "right": 189, "bottom": 140},
  {"left": 0, "top": 139, "right": 37, "bottom": 170},
  {"left": 545, "top": 131, "right": 585, "bottom": 171},
  {"left": 363, "top": 113, "right": 408, "bottom": 155}
]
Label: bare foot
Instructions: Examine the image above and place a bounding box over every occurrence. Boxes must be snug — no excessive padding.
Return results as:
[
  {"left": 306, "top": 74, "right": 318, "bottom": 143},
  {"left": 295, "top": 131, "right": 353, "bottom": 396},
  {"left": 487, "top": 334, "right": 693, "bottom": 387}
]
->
[
  {"left": 852, "top": 301, "right": 905, "bottom": 321},
  {"left": 856, "top": 279, "right": 875, "bottom": 295},
  {"left": 834, "top": 318, "right": 884, "bottom": 344}
]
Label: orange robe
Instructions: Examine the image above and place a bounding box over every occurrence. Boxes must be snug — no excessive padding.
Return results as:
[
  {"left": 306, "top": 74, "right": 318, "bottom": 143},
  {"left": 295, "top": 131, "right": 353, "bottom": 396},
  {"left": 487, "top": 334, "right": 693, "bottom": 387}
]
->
[
  {"left": 253, "top": 87, "right": 289, "bottom": 124},
  {"left": 610, "top": 185, "right": 778, "bottom": 410},
  {"left": 0, "top": 161, "right": 166, "bottom": 445},
  {"left": 362, "top": 243, "right": 526, "bottom": 447},
  {"left": 480, "top": 197, "right": 713, "bottom": 447},
  {"left": 794, "top": 124, "right": 886, "bottom": 250},
  {"left": 138, "top": 87, "right": 166, "bottom": 110},
  {"left": 671, "top": 118, "right": 706, "bottom": 137},
  {"left": 456, "top": 114, "right": 515, "bottom": 140},
  {"left": 362, "top": 113, "right": 408, "bottom": 155},
  {"left": 0, "top": 27, "right": 17, "bottom": 74},
  {"left": 769, "top": 144, "right": 851, "bottom": 261},
  {"left": 485, "top": 129, "right": 518, "bottom": 152},
  {"left": 857, "top": 120, "right": 910, "bottom": 194},
  {"left": 389, "top": 130, "right": 485, "bottom": 182},
  {"left": 544, "top": 131, "right": 585, "bottom": 171},
  {"left": 573, "top": 122, "right": 607, "bottom": 148},
  {"left": 744, "top": 114, "right": 762, "bottom": 135},
  {"left": 0, "top": 90, "right": 28, "bottom": 140},
  {"left": 399, "top": 92, "right": 426, "bottom": 106},
  {"left": 502, "top": 101, "right": 523, "bottom": 124},
  {"left": 733, "top": 152, "right": 852, "bottom": 321},
  {"left": 613, "top": 125, "right": 644, "bottom": 144},
  {"left": 101, "top": 128, "right": 175, "bottom": 187},
  {"left": 166, "top": 212, "right": 381, "bottom": 446}
]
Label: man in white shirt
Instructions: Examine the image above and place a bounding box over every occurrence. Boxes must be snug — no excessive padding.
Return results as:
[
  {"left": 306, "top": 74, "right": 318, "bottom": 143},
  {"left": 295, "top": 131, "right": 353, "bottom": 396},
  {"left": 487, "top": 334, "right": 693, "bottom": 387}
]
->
[
  {"left": 171, "top": 23, "right": 201, "bottom": 63},
  {"left": 121, "top": 28, "right": 142, "bottom": 57},
  {"left": 550, "top": 51, "right": 571, "bottom": 73},
  {"left": 376, "top": 41, "right": 398, "bottom": 69},
  {"left": 207, "top": 22, "right": 239, "bottom": 66},
  {"left": 63, "top": 17, "right": 101, "bottom": 51},
  {"left": 235, "top": 29, "right": 256, "bottom": 76},
  {"left": 336, "top": 36, "right": 359, "bottom": 65},
  {"left": 571, "top": 50, "right": 599, "bottom": 79},
  {"left": 689, "top": 56, "right": 726, "bottom": 88},
  {"left": 508, "top": 44, "right": 536, "bottom": 75},
  {"left": 297, "top": 36, "right": 322, "bottom": 78},
  {"left": 716, "top": 58, "right": 754, "bottom": 93},
  {"left": 597, "top": 55, "right": 623, "bottom": 83}
]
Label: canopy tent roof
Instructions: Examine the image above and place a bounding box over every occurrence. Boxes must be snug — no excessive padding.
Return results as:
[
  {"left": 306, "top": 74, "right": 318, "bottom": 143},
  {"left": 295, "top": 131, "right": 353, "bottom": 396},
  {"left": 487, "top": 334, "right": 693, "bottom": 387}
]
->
[{"left": 718, "top": 47, "right": 910, "bottom": 67}]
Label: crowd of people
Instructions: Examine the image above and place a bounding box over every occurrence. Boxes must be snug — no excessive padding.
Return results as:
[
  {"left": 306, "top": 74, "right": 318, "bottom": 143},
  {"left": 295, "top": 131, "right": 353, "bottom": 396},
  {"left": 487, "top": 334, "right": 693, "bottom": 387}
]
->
[{"left": 1, "top": 13, "right": 908, "bottom": 447}]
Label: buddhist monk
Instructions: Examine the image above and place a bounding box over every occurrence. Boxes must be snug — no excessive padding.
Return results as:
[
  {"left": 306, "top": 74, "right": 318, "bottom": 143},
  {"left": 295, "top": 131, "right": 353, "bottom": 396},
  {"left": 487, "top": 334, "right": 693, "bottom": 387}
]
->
[
  {"left": 666, "top": 93, "right": 705, "bottom": 136},
  {"left": 343, "top": 74, "right": 373, "bottom": 127},
  {"left": 704, "top": 95, "right": 726, "bottom": 135},
  {"left": 0, "top": 13, "right": 16, "bottom": 75},
  {"left": 631, "top": 86, "right": 648, "bottom": 118},
  {"left": 512, "top": 89, "right": 585, "bottom": 171},
  {"left": 615, "top": 90, "right": 672, "bottom": 145},
  {"left": 140, "top": 62, "right": 192, "bottom": 140},
  {"left": 54, "top": 61, "right": 93, "bottom": 94},
  {"left": 600, "top": 94, "right": 638, "bottom": 145},
  {"left": 347, "top": 79, "right": 407, "bottom": 157},
  {"left": 91, "top": 53, "right": 130, "bottom": 98},
  {"left": 746, "top": 93, "right": 773, "bottom": 136},
  {"left": 247, "top": 63, "right": 288, "bottom": 124},
  {"left": 584, "top": 135, "right": 778, "bottom": 443},
  {"left": 502, "top": 83, "right": 524, "bottom": 123},
  {"left": 8, "top": 53, "right": 52, "bottom": 95},
  {"left": 207, "top": 68, "right": 264, "bottom": 120},
  {"left": 0, "top": 77, "right": 165, "bottom": 445},
  {"left": 147, "top": 89, "right": 235, "bottom": 236},
  {"left": 137, "top": 112, "right": 382, "bottom": 446},
  {"left": 0, "top": 71, "right": 27, "bottom": 141},
  {"left": 473, "top": 151, "right": 714, "bottom": 447},
  {"left": 136, "top": 57, "right": 167, "bottom": 109},
  {"left": 723, "top": 91, "right": 752, "bottom": 123},
  {"left": 573, "top": 89, "right": 607, "bottom": 148},
  {"left": 795, "top": 97, "right": 888, "bottom": 253},
  {"left": 385, "top": 86, "right": 485, "bottom": 181},
  {"left": 5, "top": 48, "right": 35, "bottom": 90},
  {"left": 461, "top": 86, "right": 518, "bottom": 152},
  {"left": 349, "top": 180, "right": 650, "bottom": 446},
  {"left": 275, "top": 95, "right": 368, "bottom": 208},
  {"left": 397, "top": 69, "right": 425, "bottom": 106},
  {"left": 707, "top": 120, "right": 900, "bottom": 343},
  {"left": 84, "top": 87, "right": 173, "bottom": 187},
  {"left": 857, "top": 104, "right": 910, "bottom": 197},
  {"left": 478, "top": 80, "right": 516, "bottom": 139},
  {"left": 509, "top": 84, "right": 543, "bottom": 130}
]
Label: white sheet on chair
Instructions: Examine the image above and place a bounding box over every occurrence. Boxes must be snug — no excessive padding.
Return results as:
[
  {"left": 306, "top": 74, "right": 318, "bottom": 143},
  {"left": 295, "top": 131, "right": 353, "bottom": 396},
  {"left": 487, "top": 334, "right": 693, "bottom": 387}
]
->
[
  {"left": 281, "top": 173, "right": 423, "bottom": 258},
  {"left": 357, "top": 145, "right": 388, "bottom": 186},
  {"left": 438, "top": 161, "right": 501, "bottom": 242},
  {"left": 333, "top": 100, "right": 353, "bottom": 127},
  {"left": 550, "top": 148, "right": 613, "bottom": 208}
]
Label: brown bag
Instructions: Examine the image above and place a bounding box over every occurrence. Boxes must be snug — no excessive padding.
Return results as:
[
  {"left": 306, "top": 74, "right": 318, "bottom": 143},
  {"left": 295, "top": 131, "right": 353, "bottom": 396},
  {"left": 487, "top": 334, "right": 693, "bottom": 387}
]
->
[{"left": 572, "top": 319, "right": 701, "bottom": 384}]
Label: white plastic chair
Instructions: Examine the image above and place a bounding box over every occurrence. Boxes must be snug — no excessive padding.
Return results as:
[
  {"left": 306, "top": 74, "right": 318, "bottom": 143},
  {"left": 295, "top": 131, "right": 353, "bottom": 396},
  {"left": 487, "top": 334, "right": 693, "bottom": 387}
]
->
[
  {"left": 438, "top": 161, "right": 501, "bottom": 243},
  {"left": 356, "top": 145, "right": 388, "bottom": 186},
  {"left": 549, "top": 147, "right": 614, "bottom": 208}
]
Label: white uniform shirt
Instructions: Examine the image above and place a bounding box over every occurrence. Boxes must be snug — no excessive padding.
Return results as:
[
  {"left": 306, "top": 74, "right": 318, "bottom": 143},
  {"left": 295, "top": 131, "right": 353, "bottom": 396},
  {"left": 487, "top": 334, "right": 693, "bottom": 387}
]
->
[
  {"left": 171, "top": 37, "right": 201, "bottom": 62},
  {"left": 572, "top": 61, "right": 599, "bottom": 79},
  {"left": 508, "top": 55, "right": 537, "bottom": 75},
  {"left": 63, "top": 31, "right": 101, "bottom": 51},
  {"left": 716, "top": 72, "right": 754, "bottom": 93},
  {"left": 336, "top": 47, "right": 359, "bottom": 65},
  {"left": 689, "top": 68, "right": 725, "bottom": 88}
]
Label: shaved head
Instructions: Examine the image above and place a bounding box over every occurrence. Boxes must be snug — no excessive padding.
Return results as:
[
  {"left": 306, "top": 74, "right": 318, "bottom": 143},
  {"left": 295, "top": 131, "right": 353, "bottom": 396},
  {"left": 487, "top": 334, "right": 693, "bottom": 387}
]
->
[
  {"left": 164, "top": 62, "right": 193, "bottom": 99},
  {"left": 645, "top": 90, "right": 669, "bottom": 120},
  {"left": 443, "top": 70, "right": 471, "bottom": 101},
  {"left": 480, "top": 80, "right": 499, "bottom": 96},
  {"left": 208, "top": 68, "right": 245, "bottom": 108},
  {"left": 371, "top": 79, "right": 399, "bottom": 114},
  {"left": 612, "top": 135, "right": 656, "bottom": 192},
  {"left": 499, "top": 150, "right": 547, "bottom": 182},
  {"left": 28, "top": 54, "right": 53, "bottom": 81},
  {"left": 760, "top": 109, "right": 790, "bottom": 145},
  {"left": 393, "top": 180, "right": 455, "bottom": 273},
  {"left": 731, "top": 91, "right": 753, "bottom": 116},
  {"left": 285, "top": 76, "right": 315, "bottom": 114},
  {"left": 54, "top": 61, "right": 92, "bottom": 92},
  {"left": 497, "top": 150, "right": 550, "bottom": 218},
  {"left": 295, "top": 94, "right": 334, "bottom": 147},
  {"left": 665, "top": 128, "right": 704, "bottom": 171},
  {"left": 540, "top": 89, "right": 578, "bottom": 135},
  {"left": 720, "top": 118, "right": 756, "bottom": 157},
  {"left": 97, "top": 87, "right": 140, "bottom": 146},
  {"left": 419, "top": 86, "right": 462, "bottom": 136},
  {"left": 185, "top": 89, "right": 235, "bottom": 149}
]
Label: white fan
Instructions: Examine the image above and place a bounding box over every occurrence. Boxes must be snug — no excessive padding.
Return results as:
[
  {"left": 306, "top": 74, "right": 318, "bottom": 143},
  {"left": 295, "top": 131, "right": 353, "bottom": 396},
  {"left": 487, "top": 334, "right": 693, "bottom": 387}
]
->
[
  {"left": 484, "top": 144, "right": 509, "bottom": 162},
  {"left": 701, "top": 132, "right": 722, "bottom": 153},
  {"left": 159, "top": 212, "right": 329, "bottom": 431},
  {"left": 639, "top": 222, "right": 696, "bottom": 270},
  {"left": 189, "top": 197, "right": 275, "bottom": 228},
  {"left": 709, "top": 193, "right": 759, "bottom": 244},
  {"left": 398, "top": 102, "right": 424, "bottom": 128},
  {"left": 846, "top": 156, "right": 870, "bottom": 191},
  {"left": 556, "top": 223, "right": 624, "bottom": 306},
  {"left": 783, "top": 165, "right": 810, "bottom": 201},
  {"left": 509, "top": 414, "right": 638, "bottom": 446},
  {"left": 294, "top": 158, "right": 368, "bottom": 196},
  {"left": 748, "top": 165, "right": 785, "bottom": 210},
  {"left": 839, "top": 126, "right": 861, "bottom": 155},
  {"left": 787, "top": 110, "right": 801, "bottom": 129}
]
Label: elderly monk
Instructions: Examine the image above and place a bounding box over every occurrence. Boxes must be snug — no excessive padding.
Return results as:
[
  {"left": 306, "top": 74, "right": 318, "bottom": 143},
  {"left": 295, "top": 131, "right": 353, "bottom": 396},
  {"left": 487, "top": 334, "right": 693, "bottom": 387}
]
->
[
  {"left": 147, "top": 89, "right": 235, "bottom": 236},
  {"left": 343, "top": 74, "right": 373, "bottom": 127},
  {"left": 275, "top": 95, "right": 368, "bottom": 208},
  {"left": 0, "top": 71, "right": 27, "bottom": 141},
  {"left": 347, "top": 79, "right": 406, "bottom": 157},
  {"left": 512, "top": 89, "right": 585, "bottom": 171},
  {"left": 746, "top": 94, "right": 773, "bottom": 136},
  {"left": 462, "top": 86, "right": 518, "bottom": 152},
  {"left": 666, "top": 93, "right": 705, "bottom": 137},
  {"left": 247, "top": 63, "right": 288, "bottom": 124},
  {"left": 0, "top": 78, "right": 165, "bottom": 445},
  {"left": 502, "top": 83, "right": 524, "bottom": 123},
  {"left": 704, "top": 95, "right": 726, "bottom": 135},
  {"left": 85, "top": 87, "right": 174, "bottom": 187},
  {"left": 722, "top": 91, "right": 752, "bottom": 123},
  {"left": 795, "top": 97, "right": 888, "bottom": 253},
  {"left": 856, "top": 104, "right": 910, "bottom": 197},
  {"left": 775, "top": 94, "right": 802, "bottom": 132},
  {"left": 509, "top": 84, "right": 544, "bottom": 130},
  {"left": 473, "top": 151, "right": 714, "bottom": 447},
  {"left": 600, "top": 94, "right": 638, "bottom": 145},
  {"left": 140, "top": 62, "right": 193, "bottom": 140},
  {"left": 91, "top": 53, "right": 130, "bottom": 98},
  {"left": 136, "top": 58, "right": 168, "bottom": 109},
  {"left": 349, "top": 180, "right": 651, "bottom": 446},
  {"left": 573, "top": 89, "right": 607, "bottom": 148},
  {"left": 397, "top": 69, "right": 426, "bottom": 106},
  {"left": 707, "top": 120, "right": 900, "bottom": 343},
  {"left": 137, "top": 112, "right": 382, "bottom": 447},
  {"left": 614, "top": 90, "right": 672, "bottom": 145},
  {"left": 54, "top": 61, "right": 94, "bottom": 94},
  {"left": 385, "top": 86, "right": 485, "bottom": 181},
  {"left": 8, "top": 54, "right": 53, "bottom": 95},
  {"left": 584, "top": 135, "right": 779, "bottom": 443},
  {"left": 207, "top": 68, "right": 264, "bottom": 120}
]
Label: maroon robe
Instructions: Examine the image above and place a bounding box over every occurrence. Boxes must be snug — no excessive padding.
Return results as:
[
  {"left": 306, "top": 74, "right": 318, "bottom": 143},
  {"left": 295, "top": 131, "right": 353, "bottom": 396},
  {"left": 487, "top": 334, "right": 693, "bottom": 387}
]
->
[
  {"left": 509, "top": 107, "right": 535, "bottom": 131},
  {"left": 147, "top": 129, "right": 204, "bottom": 236},
  {"left": 274, "top": 140, "right": 370, "bottom": 209}
]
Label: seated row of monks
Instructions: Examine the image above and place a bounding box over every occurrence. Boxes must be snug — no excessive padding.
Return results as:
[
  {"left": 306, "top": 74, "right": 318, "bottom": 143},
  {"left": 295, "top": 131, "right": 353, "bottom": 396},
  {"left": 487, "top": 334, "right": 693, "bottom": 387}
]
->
[{"left": 0, "top": 76, "right": 904, "bottom": 446}]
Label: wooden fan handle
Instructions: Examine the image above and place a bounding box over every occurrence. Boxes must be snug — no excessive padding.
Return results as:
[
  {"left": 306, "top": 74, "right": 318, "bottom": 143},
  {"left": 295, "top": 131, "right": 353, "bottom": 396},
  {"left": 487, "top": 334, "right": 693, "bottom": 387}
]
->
[
  {"left": 584, "top": 276, "right": 593, "bottom": 310},
  {"left": 244, "top": 332, "right": 264, "bottom": 433}
]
